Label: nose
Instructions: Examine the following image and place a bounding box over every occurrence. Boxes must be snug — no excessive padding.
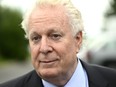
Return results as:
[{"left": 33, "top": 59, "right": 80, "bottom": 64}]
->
[{"left": 39, "top": 37, "right": 53, "bottom": 54}]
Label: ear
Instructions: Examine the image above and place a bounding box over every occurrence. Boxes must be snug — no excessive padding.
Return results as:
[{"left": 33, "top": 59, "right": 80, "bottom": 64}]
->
[{"left": 75, "top": 31, "right": 82, "bottom": 53}]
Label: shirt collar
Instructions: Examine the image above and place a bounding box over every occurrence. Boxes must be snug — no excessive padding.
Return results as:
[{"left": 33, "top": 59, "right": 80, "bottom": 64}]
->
[{"left": 42, "top": 59, "right": 88, "bottom": 87}]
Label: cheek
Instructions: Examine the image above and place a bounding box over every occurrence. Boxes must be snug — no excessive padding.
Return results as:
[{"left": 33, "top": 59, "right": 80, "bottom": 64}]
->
[
  {"left": 30, "top": 45, "right": 40, "bottom": 70},
  {"left": 61, "top": 41, "right": 76, "bottom": 55},
  {"left": 64, "top": 41, "right": 77, "bottom": 57},
  {"left": 56, "top": 41, "right": 76, "bottom": 62},
  {"left": 57, "top": 45, "right": 76, "bottom": 74},
  {"left": 29, "top": 43, "right": 39, "bottom": 62}
]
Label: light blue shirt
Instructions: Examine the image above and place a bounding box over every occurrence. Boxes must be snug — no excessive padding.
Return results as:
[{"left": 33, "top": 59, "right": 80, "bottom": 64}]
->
[{"left": 42, "top": 59, "right": 89, "bottom": 87}]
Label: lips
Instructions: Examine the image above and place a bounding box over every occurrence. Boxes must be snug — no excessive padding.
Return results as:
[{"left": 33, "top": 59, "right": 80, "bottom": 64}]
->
[
  {"left": 40, "top": 59, "right": 58, "bottom": 63},
  {"left": 39, "top": 59, "right": 59, "bottom": 68}
]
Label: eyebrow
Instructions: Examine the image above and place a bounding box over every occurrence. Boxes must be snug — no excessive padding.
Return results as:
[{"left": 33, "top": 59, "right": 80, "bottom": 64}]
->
[
  {"left": 29, "top": 27, "right": 64, "bottom": 36},
  {"left": 47, "top": 28, "right": 63, "bottom": 33},
  {"left": 29, "top": 32, "right": 38, "bottom": 38}
]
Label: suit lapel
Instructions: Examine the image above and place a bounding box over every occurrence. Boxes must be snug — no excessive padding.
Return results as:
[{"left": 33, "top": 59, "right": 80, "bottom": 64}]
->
[
  {"left": 80, "top": 60, "right": 109, "bottom": 87},
  {"left": 25, "top": 70, "right": 44, "bottom": 87}
]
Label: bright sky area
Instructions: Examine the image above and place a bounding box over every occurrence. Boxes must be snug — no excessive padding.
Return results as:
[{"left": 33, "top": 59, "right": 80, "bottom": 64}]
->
[{"left": 1, "top": 0, "right": 111, "bottom": 38}]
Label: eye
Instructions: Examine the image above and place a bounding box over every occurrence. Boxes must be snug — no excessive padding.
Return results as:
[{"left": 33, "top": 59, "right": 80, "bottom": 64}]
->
[
  {"left": 31, "top": 35, "right": 41, "bottom": 43},
  {"left": 50, "top": 33, "right": 62, "bottom": 40}
]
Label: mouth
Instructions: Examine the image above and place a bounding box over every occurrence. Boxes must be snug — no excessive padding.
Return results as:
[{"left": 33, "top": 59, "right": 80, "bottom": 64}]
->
[
  {"left": 39, "top": 59, "right": 59, "bottom": 66},
  {"left": 40, "top": 59, "right": 58, "bottom": 63}
]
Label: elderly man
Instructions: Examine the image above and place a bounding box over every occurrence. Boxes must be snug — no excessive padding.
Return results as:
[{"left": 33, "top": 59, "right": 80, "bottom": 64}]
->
[{"left": 0, "top": 0, "right": 116, "bottom": 87}]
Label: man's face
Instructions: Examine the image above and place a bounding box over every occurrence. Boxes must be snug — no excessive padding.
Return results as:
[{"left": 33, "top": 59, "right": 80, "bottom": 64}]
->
[{"left": 28, "top": 6, "right": 82, "bottom": 80}]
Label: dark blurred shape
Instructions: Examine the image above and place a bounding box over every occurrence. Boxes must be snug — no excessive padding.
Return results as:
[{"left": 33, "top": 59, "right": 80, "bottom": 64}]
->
[
  {"left": 84, "top": 32, "right": 116, "bottom": 69},
  {"left": 0, "top": 6, "right": 28, "bottom": 61},
  {"left": 105, "top": 0, "right": 116, "bottom": 17},
  {"left": 103, "top": 0, "right": 116, "bottom": 33}
]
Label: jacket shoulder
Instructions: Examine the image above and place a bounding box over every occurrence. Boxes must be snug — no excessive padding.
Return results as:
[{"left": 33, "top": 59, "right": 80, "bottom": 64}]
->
[
  {"left": 92, "top": 64, "right": 116, "bottom": 80},
  {"left": 81, "top": 60, "right": 116, "bottom": 79},
  {"left": 81, "top": 60, "right": 116, "bottom": 87},
  {"left": 0, "top": 70, "right": 35, "bottom": 87}
]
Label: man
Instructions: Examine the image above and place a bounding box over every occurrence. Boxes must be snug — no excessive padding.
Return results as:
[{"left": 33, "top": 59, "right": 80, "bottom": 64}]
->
[{"left": 0, "top": 0, "right": 116, "bottom": 87}]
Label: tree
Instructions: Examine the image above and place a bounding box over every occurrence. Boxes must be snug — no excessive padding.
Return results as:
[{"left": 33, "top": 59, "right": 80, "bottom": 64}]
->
[
  {"left": 105, "top": 0, "right": 116, "bottom": 17},
  {"left": 0, "top": 6, "right": 28, "bottom": 61},
  {"left": 102, "top": 0, "right": 116, "bottom": 32}
]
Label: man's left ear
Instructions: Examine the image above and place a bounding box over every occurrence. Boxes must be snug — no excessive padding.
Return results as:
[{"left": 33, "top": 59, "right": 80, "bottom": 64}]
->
[{"left": 75, "top": 31, "right": 82, "bottom": 53}]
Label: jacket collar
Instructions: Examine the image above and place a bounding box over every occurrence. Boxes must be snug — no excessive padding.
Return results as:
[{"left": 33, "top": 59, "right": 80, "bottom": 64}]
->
[
  {"left": 25, "top": 70, "right": 44, "bottom": 87},
  {"left": 80, "top": 60, "right": 109, "bottom": 87}
]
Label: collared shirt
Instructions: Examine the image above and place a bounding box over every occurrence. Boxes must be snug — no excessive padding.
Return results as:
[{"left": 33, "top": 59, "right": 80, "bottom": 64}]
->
[{"left": 42, "top": 59, "right": 89, "bottom": 87}]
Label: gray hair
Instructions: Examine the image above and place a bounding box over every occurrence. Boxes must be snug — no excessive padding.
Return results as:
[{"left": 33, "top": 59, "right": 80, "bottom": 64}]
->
[{"left": 21, "top": 0, "right": 84, "bottom": 38}]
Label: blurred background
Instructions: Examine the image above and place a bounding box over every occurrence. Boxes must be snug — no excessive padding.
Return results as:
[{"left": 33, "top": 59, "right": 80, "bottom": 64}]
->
[{"left": 0, "top": 0, "right": 116, "bottom": 83}]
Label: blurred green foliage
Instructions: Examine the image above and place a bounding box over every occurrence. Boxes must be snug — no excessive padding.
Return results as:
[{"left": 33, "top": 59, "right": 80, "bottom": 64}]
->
[
  {"left": 105, "top": 0, "right": 116, "bottom": 17},
  {"left": 102, "top": 0, "right": 116, "bottom": 32},
  {"left": 0, "top": 6, "right": 28, "bottom": 61}
]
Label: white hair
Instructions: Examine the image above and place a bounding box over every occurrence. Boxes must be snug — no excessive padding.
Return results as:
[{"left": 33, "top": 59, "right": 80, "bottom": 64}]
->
[{"left": 21, "top": 0, "right": 84, "bottom": 38}]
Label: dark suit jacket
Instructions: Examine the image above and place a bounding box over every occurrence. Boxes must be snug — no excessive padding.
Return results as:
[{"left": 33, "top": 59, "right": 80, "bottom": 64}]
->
[{"left": 0, "top": 60, "right": 116, "bottom": 87}]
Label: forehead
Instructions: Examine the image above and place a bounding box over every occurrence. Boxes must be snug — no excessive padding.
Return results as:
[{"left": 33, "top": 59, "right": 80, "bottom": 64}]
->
[
  {"left": 29, "top": 5, "right": 69, "bottom": 26},
  {"left": 28, "top": 5, "right": 72, "bottom": 35}
]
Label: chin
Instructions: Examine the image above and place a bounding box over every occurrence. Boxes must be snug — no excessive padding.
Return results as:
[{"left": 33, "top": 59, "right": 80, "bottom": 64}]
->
[{"left": 38, "top": 68, "right": 59, "bottom": 79}]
